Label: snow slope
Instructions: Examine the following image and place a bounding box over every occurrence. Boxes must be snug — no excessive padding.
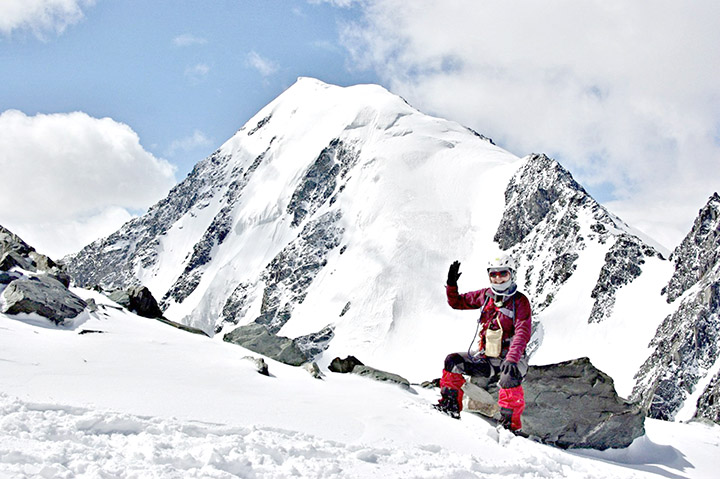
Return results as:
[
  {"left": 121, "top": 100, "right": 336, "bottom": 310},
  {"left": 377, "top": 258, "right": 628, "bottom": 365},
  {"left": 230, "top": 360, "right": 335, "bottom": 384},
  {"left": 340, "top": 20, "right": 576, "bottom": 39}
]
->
[{"left": 1, "top": 290, "right": 718, "bottom": 479}]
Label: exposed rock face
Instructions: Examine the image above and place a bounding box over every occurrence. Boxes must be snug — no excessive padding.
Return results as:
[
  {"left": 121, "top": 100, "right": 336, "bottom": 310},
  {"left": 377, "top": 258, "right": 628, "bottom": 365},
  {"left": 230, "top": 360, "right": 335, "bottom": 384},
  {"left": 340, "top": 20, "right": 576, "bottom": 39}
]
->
[
  {"left": 0, "top": 225, "right": 34, "bottom": 260},
  {"left": 632, "top": 284, "right": 720, "bottom": 420},
  {"left": 0, "top": 225, "right": 71, "bottom": 286},
  {"left": 464, "top": 357, "right": 645, "bottom": 450},
  {"left": 1, "top": 225, "right": 86, "bottom": 324},
  {"left": 1, "top": 275, "right": 87, "bottom": 324},
  {"left": 495, "top": 154, "right": 589, "bottom": 251},
  {"left": 252, "top": 210, "right": 344, "bottom": 334},
  {"left": 631, "top": 194, "right": 720, "bottom": 421},
  {"left": 664, "top": 193, "right": 720, "bottom": 303},
  {"left": 161, "top": 149, "right": 269, "bottom": 307},
  {"left": 219, "top": 209, "right": 343, "bottom": 363},
  {"left": 495, "top": 154, "right": 659, "bottom": 317},
  {"left": 695, "top": 371, "right": 720, "bottom": 423},
  {"left": 294, "top": 325, "right": 335, "bottom": 360},
  {"left": 66, "top": 132, "right": 352, "bottom": 345},
  {"left": 287, "top": 139, "right": 358, "bottom": 227},
  {"left": 64, "top": 148, "right": 245, "bottom": 294},
  {"left": 589, "top": 234, "right": 659, "bottom": 323}
]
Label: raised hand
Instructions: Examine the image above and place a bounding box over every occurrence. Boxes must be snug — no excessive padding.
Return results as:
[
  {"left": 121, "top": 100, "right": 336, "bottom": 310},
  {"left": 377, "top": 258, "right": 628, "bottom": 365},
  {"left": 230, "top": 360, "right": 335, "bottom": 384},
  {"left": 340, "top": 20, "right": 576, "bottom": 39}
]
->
[{"left": 447, "top": 260, "right": 462, "bottom": 287}]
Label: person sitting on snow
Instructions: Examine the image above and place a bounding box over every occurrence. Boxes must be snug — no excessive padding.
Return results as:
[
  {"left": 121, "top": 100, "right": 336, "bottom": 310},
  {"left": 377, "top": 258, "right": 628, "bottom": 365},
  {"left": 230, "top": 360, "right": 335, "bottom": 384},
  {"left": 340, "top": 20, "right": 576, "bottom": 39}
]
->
[{"left": 434, "top": 254, "right": 532, "bottom": 432}]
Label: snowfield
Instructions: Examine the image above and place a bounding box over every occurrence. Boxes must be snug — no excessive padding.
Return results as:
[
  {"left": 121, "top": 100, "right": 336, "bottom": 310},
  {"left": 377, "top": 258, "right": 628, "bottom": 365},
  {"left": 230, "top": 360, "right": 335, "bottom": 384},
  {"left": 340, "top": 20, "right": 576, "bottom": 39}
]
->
[{"left": 1, "top": 290, "right": 719, "bottom": 478}]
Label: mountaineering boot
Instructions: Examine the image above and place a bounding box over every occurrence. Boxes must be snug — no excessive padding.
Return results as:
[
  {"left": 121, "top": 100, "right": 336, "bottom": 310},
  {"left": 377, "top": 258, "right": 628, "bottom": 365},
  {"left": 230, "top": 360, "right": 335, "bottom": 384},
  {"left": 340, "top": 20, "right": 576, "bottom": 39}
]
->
[
  {"left": 499, "top": 407, "right": 514, "bottom": 429},
  {"left": 433, "top": 387, "right": 461, "bottom": 419}
]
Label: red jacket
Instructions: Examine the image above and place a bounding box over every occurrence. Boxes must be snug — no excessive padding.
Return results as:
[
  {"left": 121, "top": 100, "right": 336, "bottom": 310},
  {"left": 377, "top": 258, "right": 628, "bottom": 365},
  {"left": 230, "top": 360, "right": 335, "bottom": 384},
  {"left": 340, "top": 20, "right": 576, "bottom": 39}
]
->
[{"left": 446, "top": 285, "right": 532, "bottom": 363}]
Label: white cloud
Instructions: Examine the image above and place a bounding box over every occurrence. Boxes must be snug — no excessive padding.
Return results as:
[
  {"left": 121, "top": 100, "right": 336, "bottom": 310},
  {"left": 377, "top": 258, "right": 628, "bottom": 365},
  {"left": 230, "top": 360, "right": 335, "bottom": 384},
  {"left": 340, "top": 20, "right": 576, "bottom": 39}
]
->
[
  {"left": 165, "top": 130, "right": 213, "bottom": 157},
  {"left": 173, "top": 34, "right": 207, "bottom": 47},
  {"left": 0, "top": 0, "right": 95, "bottom": 37},
  {"left": 184, "top": 63, "right": 210, "bottom": 82},
  {"left": 7, "top": 207, "right": 134, "bottom": 261},
  {"left": 246, "top": 51, "right": 279, "bottom": 77},
  {"left": 334, "top": 0, "right": 720, "bottom": 249},
  {"left": 0, "top": 110, "right": 176, "bottom": 257}
]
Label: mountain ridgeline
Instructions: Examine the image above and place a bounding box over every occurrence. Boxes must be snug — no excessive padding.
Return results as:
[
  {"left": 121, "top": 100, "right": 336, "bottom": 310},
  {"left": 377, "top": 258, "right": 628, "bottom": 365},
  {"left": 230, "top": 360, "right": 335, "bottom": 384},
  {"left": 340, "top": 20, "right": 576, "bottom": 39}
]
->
[{"left": 63, "top": 78, "right": 720, "bottom": 425}]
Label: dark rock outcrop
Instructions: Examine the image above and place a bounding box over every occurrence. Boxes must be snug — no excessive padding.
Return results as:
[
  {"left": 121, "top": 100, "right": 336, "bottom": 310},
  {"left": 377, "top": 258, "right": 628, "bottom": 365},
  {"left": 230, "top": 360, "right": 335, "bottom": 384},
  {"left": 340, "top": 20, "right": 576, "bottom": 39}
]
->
[
  {"left": 107, "top": 285, "right": 164, "bottom": 319},
  {"left": 287, "top": 138, "right": 358, "bottom": 227},
  {"left": 588, "top": 234, "right": 659, "bottom": 323},
  {"left": 1, "top": 225, "right": 71, "bottom": 286},
  {"left": 328, "top": 356, "right": 413, "bottom": 391},
  {"left": 1, "top": 225, "right": 87, "bottom": 324},
  {"left": 695, "top": 371, "right": 720, "bottom": 423},
  {"left": 495, "top": 155, "right": 655, "bottom": 317},
  {"left": 223, "top": 323, "right": 308, "bottom": 366},
  {"left": 352, "top": 366, "right": 414, "bottom": 392},
  {"left": 1, "top": 275, "right": 87, "bottom": 324},
  {"left": 463, "top": 357, "right": 645, "bottom": 450},
  {"left": 329, "top": 355, "right": 365, "bottom": 373},
  {"left": 253, "top": 210, "right": 344, "bottom": 334},
  {"left": 243, "top": 356, "right": 270, "bottom": 376},
  {"left": 632, "top": 193, "right": 720, "bottom": 422},
  {"left": 495, "top": 154, "right": 589, "bottom": 251},
  {"left": 161, "top": 148, "right": 269, "bottom": 307},
  {"left": 64, "top": 149, "right": 236, "bottom": 293},
  {"left": 0, "top": 225, "right": 34, "bottom": 259},
  {"left": 663, "top": 193, "right": 720, "bottom": 303},
  {"left": 632, "top": 276, "right": 720, "bottom": 420}
]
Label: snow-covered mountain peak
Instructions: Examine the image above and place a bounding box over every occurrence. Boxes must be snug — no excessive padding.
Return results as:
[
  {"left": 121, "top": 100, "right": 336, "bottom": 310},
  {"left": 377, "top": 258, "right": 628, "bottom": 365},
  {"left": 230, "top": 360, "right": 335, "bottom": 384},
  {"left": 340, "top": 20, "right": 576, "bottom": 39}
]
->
[
  {"left": 65, "top": 78, "right": 520, "bottom": 374},
  {"left": 64, "top": 78, "right": 716, "bottom": 418}
]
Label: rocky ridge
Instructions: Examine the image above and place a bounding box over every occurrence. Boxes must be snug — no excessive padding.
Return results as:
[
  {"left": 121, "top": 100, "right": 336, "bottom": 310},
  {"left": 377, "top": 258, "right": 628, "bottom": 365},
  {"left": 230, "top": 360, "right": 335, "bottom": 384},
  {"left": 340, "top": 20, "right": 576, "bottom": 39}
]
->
[
  {"left": 495, "top": 154, "right": 660, "bottom": 322},
  {"left": 65, "top": 149, "right": 235, "bottom": 292},
  {"left": 631, "top": 194, "right": 720, "bottom": 421}
]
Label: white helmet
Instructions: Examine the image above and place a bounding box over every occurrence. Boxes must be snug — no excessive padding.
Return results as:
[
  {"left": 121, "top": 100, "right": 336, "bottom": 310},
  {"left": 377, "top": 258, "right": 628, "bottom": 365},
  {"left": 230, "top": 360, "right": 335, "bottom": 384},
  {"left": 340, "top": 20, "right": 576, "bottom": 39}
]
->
[{"left": 486, "top": 254, "right": 517, "bottom": 296}]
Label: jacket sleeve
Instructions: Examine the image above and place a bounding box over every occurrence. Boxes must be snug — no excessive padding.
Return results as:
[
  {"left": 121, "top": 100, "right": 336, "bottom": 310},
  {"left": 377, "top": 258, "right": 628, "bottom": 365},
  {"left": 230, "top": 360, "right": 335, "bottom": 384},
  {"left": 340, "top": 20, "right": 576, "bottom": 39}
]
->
[
  {"left": 506, "top": 295, "right": 532, "bottom": 363},
  {"left": 446, "top": 285, "right": 486, "bottom": 310}
]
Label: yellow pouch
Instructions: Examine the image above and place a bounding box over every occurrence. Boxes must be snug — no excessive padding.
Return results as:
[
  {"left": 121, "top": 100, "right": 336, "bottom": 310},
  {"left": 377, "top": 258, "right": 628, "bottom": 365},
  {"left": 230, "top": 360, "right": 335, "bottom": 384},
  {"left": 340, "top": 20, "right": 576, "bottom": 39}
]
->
[{"left": 484, "top": 322, "right": 504, "bottom": 358}]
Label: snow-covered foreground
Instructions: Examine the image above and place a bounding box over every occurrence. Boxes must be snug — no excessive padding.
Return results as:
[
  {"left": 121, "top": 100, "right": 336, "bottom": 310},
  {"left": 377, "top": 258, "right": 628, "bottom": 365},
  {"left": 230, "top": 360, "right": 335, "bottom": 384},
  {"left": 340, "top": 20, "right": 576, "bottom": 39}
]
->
[{"left": 1, "top": 290, "right": 718, "bottom": 479}]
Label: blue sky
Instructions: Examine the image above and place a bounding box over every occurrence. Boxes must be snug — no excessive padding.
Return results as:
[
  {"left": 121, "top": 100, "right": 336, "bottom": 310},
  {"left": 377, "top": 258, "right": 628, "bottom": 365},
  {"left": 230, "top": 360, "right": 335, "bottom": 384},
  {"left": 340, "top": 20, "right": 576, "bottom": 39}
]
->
[
  {"left": 2, "top": 1, "right": 719, "bottom": 257},
  {"left": 2, "top": 0, "right": 377, "bottom": 179}
]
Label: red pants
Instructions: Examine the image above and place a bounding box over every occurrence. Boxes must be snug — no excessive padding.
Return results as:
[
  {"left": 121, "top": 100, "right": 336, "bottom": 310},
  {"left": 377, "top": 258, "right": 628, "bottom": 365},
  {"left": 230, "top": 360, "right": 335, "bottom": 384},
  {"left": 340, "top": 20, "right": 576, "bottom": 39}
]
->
[
  {"left": 498, "top": 385, "right": 525, "bottom": 430},
  {"left": 440, "top": 370, "right": 525, "bottom": 430}
]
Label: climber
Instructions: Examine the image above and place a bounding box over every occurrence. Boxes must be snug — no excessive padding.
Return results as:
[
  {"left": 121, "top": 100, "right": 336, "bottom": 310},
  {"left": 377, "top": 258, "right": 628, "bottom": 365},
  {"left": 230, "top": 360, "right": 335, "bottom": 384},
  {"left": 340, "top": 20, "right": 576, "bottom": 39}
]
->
[{"left": 434, "top": 254, "right": 532, "bottom": 432}]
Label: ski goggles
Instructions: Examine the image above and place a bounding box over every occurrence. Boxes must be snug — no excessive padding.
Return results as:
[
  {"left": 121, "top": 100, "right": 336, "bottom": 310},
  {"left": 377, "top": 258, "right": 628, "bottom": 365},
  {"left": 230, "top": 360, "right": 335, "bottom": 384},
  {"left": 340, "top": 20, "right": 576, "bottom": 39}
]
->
[{"left": 488, "top": 270, "right": 511, "bottom": 279}]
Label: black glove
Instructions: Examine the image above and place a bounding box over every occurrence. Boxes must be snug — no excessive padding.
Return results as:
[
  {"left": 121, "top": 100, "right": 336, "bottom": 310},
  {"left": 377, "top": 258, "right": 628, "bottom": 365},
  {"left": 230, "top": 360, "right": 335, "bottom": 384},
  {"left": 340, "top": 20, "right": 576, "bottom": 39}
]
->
[
  {"left": 447, "top": 260, "right": 462, "bottom": 287},
  {"left": 500, "top": 360, "right": 520, "bottom": 378}
]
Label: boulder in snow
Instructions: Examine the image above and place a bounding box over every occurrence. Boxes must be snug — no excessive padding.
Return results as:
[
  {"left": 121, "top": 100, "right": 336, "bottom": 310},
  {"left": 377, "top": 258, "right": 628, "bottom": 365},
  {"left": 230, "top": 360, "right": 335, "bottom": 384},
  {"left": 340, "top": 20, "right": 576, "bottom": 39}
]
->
[
  {"left": 328, "top": 355, "right": 364, "bottom": 373},
  {"left": 107, "top": 285, "right": 164, "bottom": 318},
  {"left": 303, "top": 361, "right": 325, "bottom": 379},
  {"left": 352, "top": 365, "right": 414, "bottom": 392},
  {"left": 329, "top": 356, "right": 413, "bottom": 391},
  {"left": 243, "top": 356, "right": 270, "bottom": 376},
  {"left": 1, "top": 275, "right": 87, "bottom": 324},
  {"left": 223, "top": 323, "right": 308, "bottom": 366},
  {"left": 463, "top": 357, "right": 645, "bottom": 450}
]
